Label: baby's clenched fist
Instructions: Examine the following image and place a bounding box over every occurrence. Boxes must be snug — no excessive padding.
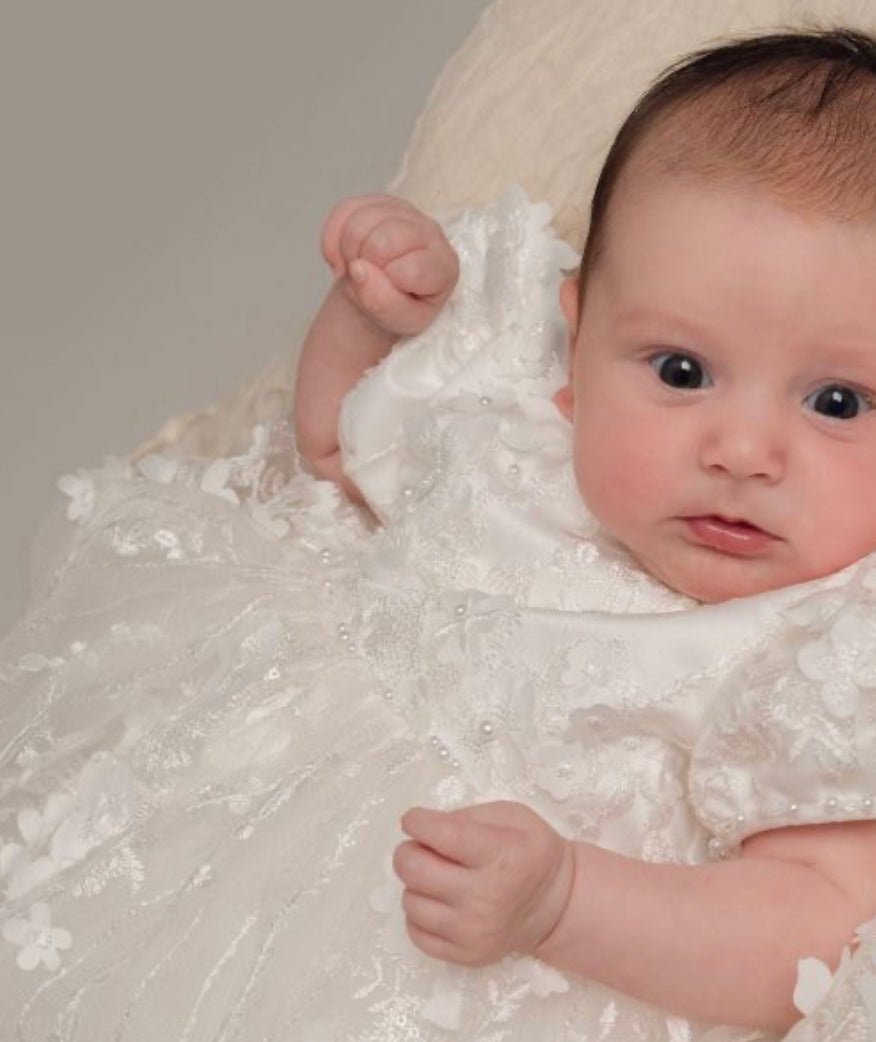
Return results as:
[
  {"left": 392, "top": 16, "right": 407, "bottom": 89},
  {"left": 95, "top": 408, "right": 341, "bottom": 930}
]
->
[
  {"left": 394, "top": 801, "right": 574, "bottom": 968},
  {"left": 320, "top": 195, "right": 459, "bottom": 337}
]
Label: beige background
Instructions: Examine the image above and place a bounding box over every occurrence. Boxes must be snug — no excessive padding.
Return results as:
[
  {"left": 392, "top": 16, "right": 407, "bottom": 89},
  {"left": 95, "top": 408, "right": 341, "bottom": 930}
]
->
[{"left": 0, "top": 0, "right": 491, "bottom": 637}]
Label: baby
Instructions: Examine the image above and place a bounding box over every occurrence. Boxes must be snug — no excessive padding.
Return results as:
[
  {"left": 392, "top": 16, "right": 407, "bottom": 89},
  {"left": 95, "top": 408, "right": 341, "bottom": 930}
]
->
[
  {"left": 296, "top": 28, "right": 876, "bottom": 1034},
  {"left": 4, "top": 24, "right": 876, "bottom": 1042}
]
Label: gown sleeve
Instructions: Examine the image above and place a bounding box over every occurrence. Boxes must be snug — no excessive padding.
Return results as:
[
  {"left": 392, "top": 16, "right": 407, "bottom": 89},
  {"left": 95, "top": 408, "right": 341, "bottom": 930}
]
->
[
  {"left": 688, "top": 556, "right": 876, "bottom": 858},
  {"left": 337, "top": 186, "right": 579, "bottom": 522}
]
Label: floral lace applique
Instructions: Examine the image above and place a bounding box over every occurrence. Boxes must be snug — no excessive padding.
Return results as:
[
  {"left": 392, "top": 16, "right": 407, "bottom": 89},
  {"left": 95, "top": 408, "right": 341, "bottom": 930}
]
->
[
  {"left": 57, "top": 472, "right": 95, "bottom": 523},
  {"left": 1, "top": 752, "right": 135, "bottom": 902},
  {"left": 2, "top": 901, "right": 72, "bottom": 972}
]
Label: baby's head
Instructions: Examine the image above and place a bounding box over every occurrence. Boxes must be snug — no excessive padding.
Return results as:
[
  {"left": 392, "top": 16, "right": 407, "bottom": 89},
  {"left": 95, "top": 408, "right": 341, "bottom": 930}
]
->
[{"left": 554, "top": 28, "right": 876, "bottom": 603}]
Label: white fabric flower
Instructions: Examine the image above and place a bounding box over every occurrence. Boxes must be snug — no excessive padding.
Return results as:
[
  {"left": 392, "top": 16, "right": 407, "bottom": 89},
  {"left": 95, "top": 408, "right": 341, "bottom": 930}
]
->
[
  {"left": 793, "top": 949, "right": 851, "bottom": 1015},
  {"left": 421, "top": 977, "right": 463, "bottom": 1031},
  {"left": 0, "top": 846, "right": 57, "bottom": 901},
  {"left": 793, "top": 957, "right": 834, "bottom": 1016},
  {"left": 513, "top": 955, "right": 569, "bottom": 997},
  {"left": 1, "top": 754, "right": 133, "bottom": 900},
  {"left": 2, "top": 902, "right": 72, "bottom": 972},
  {"left": 57, "top": 472, "right": 95, "bottom": 522},
  {"left": 200, "top": 459, "right": 238, "bottom": 504},
  {"left": 369, "top": 854, "right": 411, "bottom": 956},
  {"left": 136, "top": 454, "right": 180, "bottom": 484},
  {"left": 0, "top": 794, "right": 73, "bottom": 899}
]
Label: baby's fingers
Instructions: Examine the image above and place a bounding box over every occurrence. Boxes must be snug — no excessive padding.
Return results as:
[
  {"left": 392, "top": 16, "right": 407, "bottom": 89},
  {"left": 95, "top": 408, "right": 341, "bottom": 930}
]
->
[
  {"left": 405, "top": 923, "right": 481, "bottom": 967},
  {"left": 383, "top": 246, "right": 459, "bottom": 302},
  {"left": 402, "top": 890, "right": 454, "bottom": 938},
  {"left": 393, "top": 838, "right": 463, "bottom": 899},
  {"left": 401, "top": 807, "right": 496, "bottom": 868},
  {"left": 403, "top": 904, "right": 496, "bottom": 968},
  {"left": 343, "top": 259, "right": 436, "bottom": 336},
  {"left": 321, "top": 195, "right": 382, "bottom": 274},
  {"left": 321, "top": 195, "right": 416, "bottom": 276}
]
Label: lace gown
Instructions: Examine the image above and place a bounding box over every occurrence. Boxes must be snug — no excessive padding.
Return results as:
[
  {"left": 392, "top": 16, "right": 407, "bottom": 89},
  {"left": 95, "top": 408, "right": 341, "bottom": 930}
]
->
[{"left": 2, "top": 191, "right": 875, "bottom": 1041}]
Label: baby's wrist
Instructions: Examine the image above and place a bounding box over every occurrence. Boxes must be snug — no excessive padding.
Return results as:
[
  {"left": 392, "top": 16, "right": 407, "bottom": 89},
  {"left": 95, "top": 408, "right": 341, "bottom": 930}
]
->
[
  {"left": 330, "top": 278, "right": 403, "bottom": 351},
  {"left": 531, "top": 837, "right": 578, "bottom": 961}
]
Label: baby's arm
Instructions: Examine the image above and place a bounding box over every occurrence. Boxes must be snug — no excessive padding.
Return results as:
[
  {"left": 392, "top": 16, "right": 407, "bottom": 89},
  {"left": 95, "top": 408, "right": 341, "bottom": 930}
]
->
[
  {"left": 294, "top": 195, "right": 459, "bottom": 503},
  {"left": 536, "top": 819, "right": 876, "bottom": 1032},
  {"left": 396, "top": 803, "right": 876, "bottom": 1033}
]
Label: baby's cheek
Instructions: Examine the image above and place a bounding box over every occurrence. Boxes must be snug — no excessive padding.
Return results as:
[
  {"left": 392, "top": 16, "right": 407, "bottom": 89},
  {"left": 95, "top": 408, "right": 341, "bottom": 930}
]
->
[
  {"left": 787, "top": 453, "right": 876, "bottom": 577},
  {"left": 573, "top": 420, "right": 666, "bottom": 528}
]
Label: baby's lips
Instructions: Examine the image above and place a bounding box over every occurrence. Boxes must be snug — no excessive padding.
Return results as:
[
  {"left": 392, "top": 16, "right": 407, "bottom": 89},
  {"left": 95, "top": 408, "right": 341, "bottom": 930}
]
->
[{"left": 683, "top": 515, "right": 780, "bottom": 555}]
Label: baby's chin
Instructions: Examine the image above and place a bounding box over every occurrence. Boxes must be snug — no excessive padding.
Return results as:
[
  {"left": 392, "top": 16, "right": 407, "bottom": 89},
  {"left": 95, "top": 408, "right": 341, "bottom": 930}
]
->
[{"left": 628, "top": 544, "right": 816, "bottom": 605}]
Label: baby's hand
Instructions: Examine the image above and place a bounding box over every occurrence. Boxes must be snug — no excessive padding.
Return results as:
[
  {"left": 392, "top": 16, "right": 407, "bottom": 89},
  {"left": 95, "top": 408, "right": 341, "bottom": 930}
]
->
[
  {"left": 320, "top": 195, "right": 459, "bottom": 337},
  {"left": 394, "top": 801, "right": 574, "bottom": 967}
]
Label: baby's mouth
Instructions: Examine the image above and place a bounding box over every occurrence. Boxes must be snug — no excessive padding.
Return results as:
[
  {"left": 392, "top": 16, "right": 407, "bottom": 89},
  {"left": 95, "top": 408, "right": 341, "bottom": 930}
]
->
[{"left": 682, "top": 515, "right": 779, "bottom": 555}]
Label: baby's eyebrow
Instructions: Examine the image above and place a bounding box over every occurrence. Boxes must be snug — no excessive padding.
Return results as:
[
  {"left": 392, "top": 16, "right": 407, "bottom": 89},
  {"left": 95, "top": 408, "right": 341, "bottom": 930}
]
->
[
  {"left": 804, "top": 346, "right": 876, "bottom": 374},
  {"left": 616, "top": 309, "right": 876, "bottom": 368},
  {"left": 615, "top": 307, "right": 710, "bottom": 340}
]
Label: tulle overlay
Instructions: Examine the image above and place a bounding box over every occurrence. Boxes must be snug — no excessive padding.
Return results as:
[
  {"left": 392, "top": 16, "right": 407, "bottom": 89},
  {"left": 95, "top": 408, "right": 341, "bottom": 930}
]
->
[{"left": 2, "top": 191, "right": 876, "bottom": 1040}]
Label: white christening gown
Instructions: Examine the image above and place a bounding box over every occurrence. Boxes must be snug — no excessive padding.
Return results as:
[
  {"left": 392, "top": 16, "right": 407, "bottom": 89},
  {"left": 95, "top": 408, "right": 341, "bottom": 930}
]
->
[{"left": 2, "top": 190, "right": 876, "bottom": 1041}]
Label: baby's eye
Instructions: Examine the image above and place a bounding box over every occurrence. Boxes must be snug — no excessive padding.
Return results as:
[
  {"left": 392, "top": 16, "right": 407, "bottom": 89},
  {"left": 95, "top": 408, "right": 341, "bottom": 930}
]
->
[
  {"left": 803, "top": 384, "right": 873, "bottom": 421},
  {"left": 648, "top": 352, "right": 712, "bottom": 390}
]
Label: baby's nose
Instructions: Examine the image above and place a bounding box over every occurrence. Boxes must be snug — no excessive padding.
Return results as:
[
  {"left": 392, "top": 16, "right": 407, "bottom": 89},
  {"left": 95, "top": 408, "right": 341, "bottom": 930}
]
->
[{"left": 698, "top": 402, "right": 786, "bottom": 482}]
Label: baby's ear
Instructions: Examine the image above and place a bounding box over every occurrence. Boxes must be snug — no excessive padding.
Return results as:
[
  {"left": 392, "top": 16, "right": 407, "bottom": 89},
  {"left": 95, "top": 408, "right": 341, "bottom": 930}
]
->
[{"left": 553, "top": 384, "right": 574, "bottom": 421}]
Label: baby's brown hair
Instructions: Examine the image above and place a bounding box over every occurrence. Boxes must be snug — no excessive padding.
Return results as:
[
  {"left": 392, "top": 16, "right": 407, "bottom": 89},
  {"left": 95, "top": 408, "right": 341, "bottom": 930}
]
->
[{"left": 577, "top": 28, "right": 876, "bottom": 309}]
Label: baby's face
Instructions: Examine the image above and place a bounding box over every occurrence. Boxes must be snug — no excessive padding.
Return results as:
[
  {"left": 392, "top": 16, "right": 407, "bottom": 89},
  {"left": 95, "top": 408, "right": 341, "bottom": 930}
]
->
[{"left": 555, "top": 178, "right": 876, "bottom": 602}]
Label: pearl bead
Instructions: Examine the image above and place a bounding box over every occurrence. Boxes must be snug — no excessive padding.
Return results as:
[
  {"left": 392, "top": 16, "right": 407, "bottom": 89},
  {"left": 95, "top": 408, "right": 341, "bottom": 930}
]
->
[
  {"left": 479, "top": 395, "right": 491, "bottom": 406},
  {"left": 402, "top": 487, "right": 414, "bottom": 499},
  {"left": 479, "top": 721, "right": 494, "bottom": 737},
  {"left": 736, "top": 814, "right": 745, "bottom": 825},
  {"left": 508, "top": 464, "right": 521, "bottom": 477},
  {"left": 825, "top": 797, "right": 839, "bottom": 813},
  {"left": 707, "top": 837, "right": 725, "bottom": 860},
  {"left": 451, "top": 759, "right": 460, "bottom": 769},
  {"left": 383, "top": 690, "right": 394, "bottom": 702},
  {"left": 788, "top": 803, "right": 799, "bottom": 815},
  {"left": 430, "top": 736, "right": 440, "bottom": 747},
  {"left": 319, "top": 549, "right": 331, "bottom": 563},
  {"left": 454, "top": 604, "right": 467, "bottom": 617},
  {"left": 439, "top": 748, "right": 449, "bottom": 759},
  {"left": 863, "top": 797, "right": 874, "bottom": 811}
]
